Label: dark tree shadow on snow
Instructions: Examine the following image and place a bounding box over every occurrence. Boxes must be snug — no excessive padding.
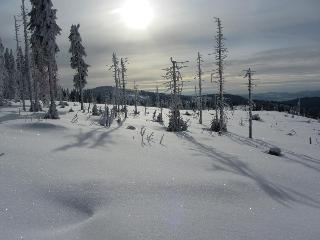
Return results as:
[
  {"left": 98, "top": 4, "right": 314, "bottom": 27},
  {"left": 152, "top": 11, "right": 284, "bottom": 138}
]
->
[
  {"left": 176, "top": 132, "right": 320, "bottom": 209},
  {"left": 54, "top": 119, "right": 125, "bottom": 152},
  {"left": 226, "top": 132, "right": 320, "bottom": 173}
]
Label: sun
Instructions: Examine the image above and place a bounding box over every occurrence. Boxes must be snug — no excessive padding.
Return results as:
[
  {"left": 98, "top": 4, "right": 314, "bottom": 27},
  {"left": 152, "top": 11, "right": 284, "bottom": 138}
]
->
[{"left": 117, "top": 0, "right": 154, "bottom": 30}]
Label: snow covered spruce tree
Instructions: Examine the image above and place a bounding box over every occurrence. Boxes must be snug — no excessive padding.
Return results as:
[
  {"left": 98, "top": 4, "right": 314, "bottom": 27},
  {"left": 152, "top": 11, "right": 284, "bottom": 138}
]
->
[
  {"left": 16, "top": 47, "right": 26, "bottom": 111},
  {"left": 0, "top": 38, "right": 6, "bottom": 105},
  {"left": 211, "top": 17, "right": 228, "bottom": 133},
  {"left": 4, "top": 49, "right": 17, "bottom": 100},
  {"left": 163, "top": 57, "right": 188, "bottom": 132},
  {"left": 29, "top": 0, "right": 61, "bottom": 119},
  {"left": 69, "top": 24, "right": 89, "bottom": 111}
]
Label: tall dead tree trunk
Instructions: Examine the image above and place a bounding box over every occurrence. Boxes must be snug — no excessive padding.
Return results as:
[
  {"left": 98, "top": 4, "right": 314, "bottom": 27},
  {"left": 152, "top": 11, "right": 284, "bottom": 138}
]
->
[
  {"left": 164, "top": 57, "right": 188, "bottom": 132},
  {"left": 79, "top": 65, "right": 84, "bottom": 111},
  {"left": 14, "top": 15, "right": 26, "bottom": 111},
  {"left": 217, "top": 18, "right": 224, "bottom": 133},
  {"left": 21, "top": 0, "right": 34, "bottom": 111},
  {"left": 134, "top": 80, "right": 138, "bottom": 115},
  {"left": 171, "top": 57, "right": 178, "bottom": 131},
  {"left": 211, "top": 17, "right": 227, "bottom": 133},
  {"left": 120, "top": 58, "right": 127, "bottom": 118},
  {"left": 156, "top": 86, "right": 160, "bottom": 109},
  {"left": 197, "top": 52, "right": 203, "bottom": 124},
  {"left": 116, "top": 69, "right": 120, "bottom": 112},
  {"left": 244, "top": 68, "right": 256, "bottom": 139},
  {"left": 46, "top": 56, "right": 59, "bottom": 119}
]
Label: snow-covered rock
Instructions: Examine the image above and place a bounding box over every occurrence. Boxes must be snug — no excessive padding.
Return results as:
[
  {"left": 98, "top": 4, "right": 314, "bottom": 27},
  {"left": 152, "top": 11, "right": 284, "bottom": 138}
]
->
[{"left": 268, "top": 147, "right": 282, "bottom": 156}]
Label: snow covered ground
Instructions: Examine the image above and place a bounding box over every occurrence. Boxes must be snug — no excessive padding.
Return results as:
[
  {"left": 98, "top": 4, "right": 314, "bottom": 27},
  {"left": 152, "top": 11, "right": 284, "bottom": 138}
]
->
[{"left": 1, "top": 102, "right": 320, "bottom": 240}]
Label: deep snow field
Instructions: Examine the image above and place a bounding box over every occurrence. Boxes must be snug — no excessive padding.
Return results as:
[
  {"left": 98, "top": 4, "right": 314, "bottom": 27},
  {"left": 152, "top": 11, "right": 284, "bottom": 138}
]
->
[{"left": 1, "top": 102, "right": 320, "bottom": 240}]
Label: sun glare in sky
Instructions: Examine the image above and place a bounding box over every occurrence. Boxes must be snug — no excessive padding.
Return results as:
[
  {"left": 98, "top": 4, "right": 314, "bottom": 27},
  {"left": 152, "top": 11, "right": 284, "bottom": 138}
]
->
[{"left": 116, "top": 0, "right": 154, "bottom": 30}]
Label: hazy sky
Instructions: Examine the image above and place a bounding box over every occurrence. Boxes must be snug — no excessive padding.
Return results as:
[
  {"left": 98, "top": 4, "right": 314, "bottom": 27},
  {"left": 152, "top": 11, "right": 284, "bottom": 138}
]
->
[{"left": 1, "top": 0, "right": 320, "bottom": 94}]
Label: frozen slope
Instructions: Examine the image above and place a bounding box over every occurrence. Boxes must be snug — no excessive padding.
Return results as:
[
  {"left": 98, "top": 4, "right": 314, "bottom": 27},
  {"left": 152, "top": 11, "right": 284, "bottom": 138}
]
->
[{"left": 0, "top": 103, "right": 320, "bottom": 240}]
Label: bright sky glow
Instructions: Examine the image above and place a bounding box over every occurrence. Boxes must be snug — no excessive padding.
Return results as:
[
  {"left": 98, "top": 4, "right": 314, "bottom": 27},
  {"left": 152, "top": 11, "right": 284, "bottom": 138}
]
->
[{"left": 117, "top": 0, "right": 154, "bottom": 30}]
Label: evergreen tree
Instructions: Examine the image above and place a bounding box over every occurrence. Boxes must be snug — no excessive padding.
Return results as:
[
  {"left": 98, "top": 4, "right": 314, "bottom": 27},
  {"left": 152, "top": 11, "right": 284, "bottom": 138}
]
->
[
  {"left": 14, "top": 15, "right": 23, "bottom": 104},
  {"left": 21, "top": 0, "right": 35, "bottom": 111},
  {"left": 16, "top": 47, "right": 26, "bottom": 111},
  {"left": 0, "top": 39, "right": 6, "bottom": 105},
  {"left": 9, "top": 50, "right": 17, "bottom": 100},
  {"left": 4, "top": 49, "right": 16, "bottom": 100},
  {"left": 29, "top": 0, "right": 61, "bottom": 119},
  {"left": 69, "top": 24, "right": 89, "bottom": 111},
  {"left": 4, "top": 48, "right": 10, "bottom": 99}
]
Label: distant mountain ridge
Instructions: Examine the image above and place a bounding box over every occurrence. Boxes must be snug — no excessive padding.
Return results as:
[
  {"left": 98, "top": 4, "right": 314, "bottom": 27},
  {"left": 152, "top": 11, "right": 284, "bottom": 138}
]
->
[
  {"left": 86, "top": 86, "right": 320, "bottom": 118},
  {"left": 88, "top": 86, "right": 248, "bottom": 106},
  {"left": 248, "top": 90, "right": 320, "bottom": 101}
]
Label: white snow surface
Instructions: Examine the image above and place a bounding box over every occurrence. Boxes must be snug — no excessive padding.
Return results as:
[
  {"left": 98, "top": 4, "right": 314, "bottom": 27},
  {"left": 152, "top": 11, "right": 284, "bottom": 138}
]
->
[{"left": 1, "top": 102, "right": 320, "bottom": 240}]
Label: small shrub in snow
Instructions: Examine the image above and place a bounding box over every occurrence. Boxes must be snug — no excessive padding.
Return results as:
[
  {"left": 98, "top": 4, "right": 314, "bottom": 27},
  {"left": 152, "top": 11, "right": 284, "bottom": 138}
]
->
[
  {"left": 152, "top": 110, "right": 157, "bottom": 121},
  {"left": 167, "top": 110, "right": 188, "bottom": 132},
  {"left": 160, "top": 134, "right": 165, "bottom": 145},
  {"left": 92, "top": 104, "right": 100, "bottom": 116},
  {"left": 211, "top": 118, "right": 227, "bottom": 132},
  {"left": 140, "top": 127, "right": 146, "bottom": 145},
  {"left": 239, "top": 117, "right": 245, "bottom": 126},
  {"left": 127, "top": 126, "right": 136, "bottom": 130},
  {"left": 69, "top": 108, "right": 74, "bottom": 113},
  {"left": 156, "top": 113, "right": 163, "bottom": 123},
  {"left": 287, "top": 130, "right": 296, "bottom": 136},
  {"left": 268, "top": 147, "right": 282, "bottom": 156},
  {"left": 59, "top": 101, "right": 69, "bottom": 108},
  {"left": 100, "top": 107, "right": 112, "bottom": 127},
  {"left": 60, "top": 103, "right": 65, "bottom": 108},
  {"left": 147, "top": 132, "right": 154, "bottom": 144},
  {"left": 44, "top": 102, "right": 59, "bottom": 119},
  {"left": 252, "top": 114, "right": 261, "bottom": 121}
]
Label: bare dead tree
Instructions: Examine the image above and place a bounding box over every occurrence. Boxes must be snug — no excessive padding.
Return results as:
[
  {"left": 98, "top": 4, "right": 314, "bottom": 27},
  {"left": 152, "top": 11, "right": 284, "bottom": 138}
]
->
[
  {"left": 297, "top": 98, "right": 301, "bottom": 116},
  {"left": 211, "top": 17, "right": 228, "bottom": 133},
  {"left": 146, "top": 132, "right": 154, "bottom": 145},
  {"left": 120, "top": 57, "right": 128, "bottom": 118},
  {"left": 163, "top": 57, "right": 188, "bottom": 132},
  {"left": 134, "top": 80, "right": 139, "bottom": 115},
  {"left": 156, "top": 85, "right": 160, "bottom": 108},
  {"left": 196, "top": 52, "right": 204, "bottom": 124},
  {"left": 109, "top": 53, "right": 120, "bottom": 112},
  {"left": 243, "top": 68, "right": 256, "bottom": 139},
  {"left": 160, "top": 134, "right": 165, "bottom": 145},
  {"left": 140, "top": 126, "right": 146, "bottom": 146}
]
